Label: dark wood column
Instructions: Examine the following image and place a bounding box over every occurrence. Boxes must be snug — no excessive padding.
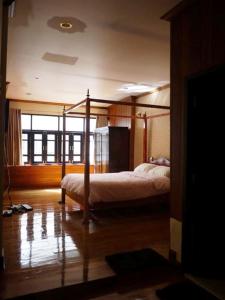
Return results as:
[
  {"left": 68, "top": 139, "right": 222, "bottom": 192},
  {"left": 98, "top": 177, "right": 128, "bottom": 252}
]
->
[
  {"left": 0, "top": 0, "right": 4, "bottom": 271},
  {"left": 129, "top": 96, "right": 136, "bottom": 170},
  {"left": 0, "top": 0, "right": 14, "bottom": 270},
  {"left": 162, "top": 0, "right": 225, "bottom": 221}
]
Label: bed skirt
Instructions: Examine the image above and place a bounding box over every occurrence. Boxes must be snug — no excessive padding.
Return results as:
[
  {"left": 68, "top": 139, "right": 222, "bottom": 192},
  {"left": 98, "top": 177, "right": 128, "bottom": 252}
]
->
[{"left": 65, "top": 189, "right": 170, "bottom": 210}]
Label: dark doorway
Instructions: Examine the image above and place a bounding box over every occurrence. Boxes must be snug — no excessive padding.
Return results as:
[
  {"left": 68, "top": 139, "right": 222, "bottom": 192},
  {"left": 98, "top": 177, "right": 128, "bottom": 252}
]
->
[{"left": 183, "top": 64, "right": 225, "bottom": 278}]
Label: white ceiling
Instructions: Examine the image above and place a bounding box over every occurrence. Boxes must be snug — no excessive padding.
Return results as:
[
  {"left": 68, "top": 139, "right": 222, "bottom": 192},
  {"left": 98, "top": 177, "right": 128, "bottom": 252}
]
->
[{"left": 6, "top": 0, "right": 179, "bottom": 105}]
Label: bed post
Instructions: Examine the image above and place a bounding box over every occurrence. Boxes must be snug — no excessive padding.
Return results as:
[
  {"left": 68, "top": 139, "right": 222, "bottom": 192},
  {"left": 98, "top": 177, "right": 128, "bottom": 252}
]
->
[
  {"left": 143, "top": 113, "right": 148, "bottom": 163},
  {"left": 83, "top": 90, "right": 90, "bottom": 224},
  {"left": 60, "top": 107, "right": 66, "bottom": 204}
]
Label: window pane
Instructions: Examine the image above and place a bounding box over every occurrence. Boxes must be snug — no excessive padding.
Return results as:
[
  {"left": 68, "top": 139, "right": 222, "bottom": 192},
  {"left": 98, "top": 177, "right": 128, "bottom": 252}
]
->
[
  {"left": 73, "top": 156, "right": 80, "bottom": 162},
  {"left": 84, "top": 118, "right": 97, "bottom": 132},
  {"left": 61, "top": 155, "right": 69, "bottom": 162},
  {"left": 47, "top": 156, "right": 55, "bottom": 162},
  {"left": 34, "top": 156, "right": 42, "bottom": 162},
  {"left": 61, "top": 139, "right": 69, "bottom": 155},
  {"left": 22, "top": 156, "right": 28, "bottom": 164},
  {"left": 22, "top": 140, "right": 28, "bottom": 155},
  {"left": 34, "top": 141, "right": 42, "bottom": 154},
  {"left": 59, "top": 117, "right": 63, "bottom": 131},
  {"left": 90, "top": 118, "right": 96, "bottom": 132},
  {"left": 73, "top": 142, "right": 80, "bottom": 154},
  {"left": 21, "top": 115, "right": 31, "bottom": 130},
  {"left": 74, "top": 135, "right": 81, "bottom": 141},
  {"left": 32, "top": 115, "right": 58, "bottom": 130},
  {"left": 61, "top": 134, "right": 69, "bottom": 141},
  {"left": 90, "top": 135, "right": 94, "bottom": 164},
  {"left": 47, "top": 134, "right": 55, "bottom": 141},
  {"left": 66, "top": 117, "right": 83, "bottom": 131},
  {"left": 66, "top": 141, "right": 69, "bottom": 154},
  {"left": 34, "top": 134, "right": 42, "bottom": 140},
  {"left": 47, "top": 141, "right": 55, "bottom": 155},
  {"left": 22, "top": 134, "right": 28, "bottom": 140}
]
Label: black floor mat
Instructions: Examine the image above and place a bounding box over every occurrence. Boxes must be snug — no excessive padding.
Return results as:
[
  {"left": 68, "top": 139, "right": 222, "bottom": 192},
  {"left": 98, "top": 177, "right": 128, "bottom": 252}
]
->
[
  {"left": 156, "top": 280, "right": 218, "bottom": 300},
  {"left": 105, "top": 248, "right": 169, "bottom": 275}
]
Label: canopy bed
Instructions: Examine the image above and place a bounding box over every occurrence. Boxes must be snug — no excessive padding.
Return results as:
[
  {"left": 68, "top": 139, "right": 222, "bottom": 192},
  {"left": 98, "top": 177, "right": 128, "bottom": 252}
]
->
[
  {"left": 61, "top": 163, "right": 170, "bottom": 208},
  {"left": 60, "top": 90, "right": 170, "bottom": 223}
]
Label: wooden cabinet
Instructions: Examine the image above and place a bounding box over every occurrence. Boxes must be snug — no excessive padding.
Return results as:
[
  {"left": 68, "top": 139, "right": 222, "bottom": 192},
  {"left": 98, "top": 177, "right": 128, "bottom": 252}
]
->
[
  {"left": 94, "top": 126, "right": 130, "bottom": 173},
  {"left": 8, "top": 164, "right": 94, "bottom": 188}
]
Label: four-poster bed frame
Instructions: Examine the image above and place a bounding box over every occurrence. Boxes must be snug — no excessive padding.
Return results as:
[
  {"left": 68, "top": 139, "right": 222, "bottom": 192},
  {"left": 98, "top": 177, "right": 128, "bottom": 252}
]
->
[{"left": 61, "top": 90, "right": 170, "bottom": 223}]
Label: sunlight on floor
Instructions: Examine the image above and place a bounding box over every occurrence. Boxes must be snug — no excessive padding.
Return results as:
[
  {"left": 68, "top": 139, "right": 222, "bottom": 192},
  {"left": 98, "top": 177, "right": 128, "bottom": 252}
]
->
[{"left": 44, "top": 189, "right": 61, "bottom": 193}]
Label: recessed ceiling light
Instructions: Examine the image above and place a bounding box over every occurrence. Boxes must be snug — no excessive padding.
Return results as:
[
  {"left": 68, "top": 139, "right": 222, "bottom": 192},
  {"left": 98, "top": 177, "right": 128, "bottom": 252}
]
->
[
  {"left": 60, "top": 22, "right": 73, "bottom": 29},
  {"left": 35, "top": 77, "right": 39, "bottom": 80}
]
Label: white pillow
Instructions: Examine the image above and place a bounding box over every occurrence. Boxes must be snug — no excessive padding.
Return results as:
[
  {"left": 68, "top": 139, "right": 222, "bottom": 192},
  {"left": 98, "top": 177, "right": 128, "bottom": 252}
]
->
[
  {"left": 134, "top": 163, "right": 157, "bottom": 173},
  {"left": 148, "top": 165, "right": 170, "bottom": 177}
]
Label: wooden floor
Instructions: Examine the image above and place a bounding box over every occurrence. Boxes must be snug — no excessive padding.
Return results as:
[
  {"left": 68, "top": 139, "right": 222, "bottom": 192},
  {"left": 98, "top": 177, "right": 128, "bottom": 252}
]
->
[{"left": 0, "top": 188, "right": 177, "bottom": 299}]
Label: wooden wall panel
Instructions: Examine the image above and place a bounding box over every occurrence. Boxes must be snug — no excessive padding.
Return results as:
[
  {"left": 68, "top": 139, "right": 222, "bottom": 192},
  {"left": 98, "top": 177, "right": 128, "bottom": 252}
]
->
[
  {"left": 8, "top": 165, "right": 94, "bottom": 188},
  {"left": 165, "top": 0, "right": 225, "bottom": 220},
  {"left": 108, "top": 103, "right": 132, "bottom": 128}
]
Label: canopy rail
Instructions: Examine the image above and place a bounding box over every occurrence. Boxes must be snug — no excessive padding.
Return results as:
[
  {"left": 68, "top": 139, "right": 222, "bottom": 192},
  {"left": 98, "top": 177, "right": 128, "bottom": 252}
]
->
[
  {"left": 89, "top": 98, "right": 170, "bottom": 110},
  {"left": 68, "top": 111, "right": 145, "bottom": 120},
  {"left": 64, "top": 99, "right": 87, "bottom": 114},
  {"left": 61, "top": 91, "right": 170, "bottom": 224},
  {"left": 147, "top": 112, "right": 170, "bottom": 119}
]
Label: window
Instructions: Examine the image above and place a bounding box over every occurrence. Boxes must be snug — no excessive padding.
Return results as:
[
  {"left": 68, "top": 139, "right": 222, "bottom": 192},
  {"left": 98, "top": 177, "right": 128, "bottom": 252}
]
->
[
  {"left": 21, "top": 115, "right": 31, "bottom": 130},
  {"left": 59, "top": 117, "right": 84, "bottom": 131},
  {"left": 21, "top": 114, "right": 95, "bottom": 165},
  {"left": 60, "top": 133, "right": 82, "bottom": 163},
  {"left": 32, "top": 115, "right": 58, "bottom": 131},
  {"left": 33, "top": 133, "right": 43, "bottom": 163},
  {"left": 22, "top": 133, "right": 29, "bottom": 164}
]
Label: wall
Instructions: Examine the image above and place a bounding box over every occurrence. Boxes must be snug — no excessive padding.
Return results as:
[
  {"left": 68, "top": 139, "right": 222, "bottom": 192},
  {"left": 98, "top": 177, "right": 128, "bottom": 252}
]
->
[
  {"left": 164, "top": 0, "right": 225, "bottom": 262},
  {"left": 108, "top": 91, "right": 170, "bottom": 169},
  {"left": 9, "top": 99, "right": 107, "bottom": 115},
  {"left": 108, "top": 96, "right": 132, "bottom": 128},
  {"left": 108, "top": 96, "right": 135, "bottom": 170},
  {"left": 150, "top": 114, "right": 170, "bottom": 159},
  {"left": 134, "top": 87, "right": 170, "bottom": 167}
]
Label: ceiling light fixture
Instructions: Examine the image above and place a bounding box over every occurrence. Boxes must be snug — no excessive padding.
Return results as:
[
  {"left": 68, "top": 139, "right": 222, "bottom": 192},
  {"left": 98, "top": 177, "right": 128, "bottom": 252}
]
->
[
  {"left": 60, "top": 22, "right": 73, "bottom": 29},
  {"left": 118, "top": 83, "right": 156, "bottom": 93}
]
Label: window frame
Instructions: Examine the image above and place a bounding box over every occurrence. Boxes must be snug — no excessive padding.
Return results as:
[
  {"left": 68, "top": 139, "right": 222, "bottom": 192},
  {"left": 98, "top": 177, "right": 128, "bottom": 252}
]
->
[{"left": 21, "top": 114, "right": 95, "bottom": 165}]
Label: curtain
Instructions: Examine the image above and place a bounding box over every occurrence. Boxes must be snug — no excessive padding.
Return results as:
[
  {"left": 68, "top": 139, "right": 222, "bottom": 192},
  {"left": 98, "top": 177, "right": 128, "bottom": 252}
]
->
[
  {"left": 6, "top": 109, "right": 22, "bottom": 165},
  {"left": 96, "top": 116, "right": 108, "bottom": 128}
]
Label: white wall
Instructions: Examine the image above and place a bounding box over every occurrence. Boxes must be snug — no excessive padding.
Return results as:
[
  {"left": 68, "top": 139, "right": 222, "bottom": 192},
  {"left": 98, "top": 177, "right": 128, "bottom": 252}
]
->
[{"left": 134, "top": 87, "right": 170, "bottom": 167}]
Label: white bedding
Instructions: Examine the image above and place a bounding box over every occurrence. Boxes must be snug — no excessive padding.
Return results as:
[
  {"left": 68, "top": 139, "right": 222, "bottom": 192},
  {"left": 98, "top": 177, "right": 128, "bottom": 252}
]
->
[{"left": 61, "top": 171, "right": 170, "bottom": 205}]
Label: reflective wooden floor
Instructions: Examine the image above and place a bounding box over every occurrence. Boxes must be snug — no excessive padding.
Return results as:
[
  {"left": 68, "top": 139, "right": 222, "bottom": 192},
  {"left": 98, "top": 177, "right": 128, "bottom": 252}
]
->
[{"left": 1, "top": 189, "right": 171, "bottom": 299}]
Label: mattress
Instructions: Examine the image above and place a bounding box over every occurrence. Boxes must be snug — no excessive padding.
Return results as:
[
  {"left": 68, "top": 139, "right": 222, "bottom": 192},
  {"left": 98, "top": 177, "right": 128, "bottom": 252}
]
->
[{"left": 61, "top": 171, "right": 170, "bottom": 205}]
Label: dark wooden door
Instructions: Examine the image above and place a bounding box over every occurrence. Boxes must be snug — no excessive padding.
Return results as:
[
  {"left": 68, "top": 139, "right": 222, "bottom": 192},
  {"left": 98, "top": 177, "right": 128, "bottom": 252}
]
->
[{"left": 183, "top": 64, "right": 225, "bottom": 277}]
